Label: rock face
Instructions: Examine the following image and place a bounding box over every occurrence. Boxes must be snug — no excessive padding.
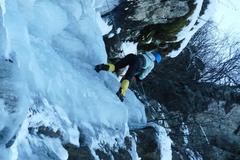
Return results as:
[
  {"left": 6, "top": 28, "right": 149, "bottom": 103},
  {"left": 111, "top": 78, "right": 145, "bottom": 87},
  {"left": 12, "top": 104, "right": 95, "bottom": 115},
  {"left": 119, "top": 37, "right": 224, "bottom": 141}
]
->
[
  {"left": 194, "top": 103, "right": 240, "bottom": 159},
  {"left": 129, "top": 0, "right": 189, "bottom": 24},
  {"left": 103, "top": 0, "right": 203, "bottom": 57},
  {"left": 62, "top": 98, "right": 170, "bottom": 160},
  {"left": 63, "top": 126, "right": 164, "bottom": 160},
  {"left": 133, "top": 127, "right": 161, "bottom": 160},
  {"left": 101, "top": 0, "right": 240, "bottom": 159}
]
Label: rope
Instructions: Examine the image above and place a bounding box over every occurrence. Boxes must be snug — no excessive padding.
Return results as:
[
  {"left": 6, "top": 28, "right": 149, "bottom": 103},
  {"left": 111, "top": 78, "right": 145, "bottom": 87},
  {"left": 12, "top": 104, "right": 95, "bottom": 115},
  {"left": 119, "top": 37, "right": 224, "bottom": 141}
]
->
[
  {"left": 139, "top": 82, "right": 147, "bottom": 100},
  {"left": 133, "top": 81, "right": 142, "bottom": 96},
  {"left": 133, "top": 81, "right": 148, "bottom": 102},
  {"left": 199, "top": 124, "right": 210, "bottom": 144}
]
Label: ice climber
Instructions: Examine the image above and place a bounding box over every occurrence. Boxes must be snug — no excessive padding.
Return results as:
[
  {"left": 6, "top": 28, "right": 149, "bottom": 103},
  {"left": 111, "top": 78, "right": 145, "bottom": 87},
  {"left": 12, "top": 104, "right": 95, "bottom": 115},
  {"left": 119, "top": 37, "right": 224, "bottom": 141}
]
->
[{"left": 95, "top": 51, "right": 166, "bottom": 101}]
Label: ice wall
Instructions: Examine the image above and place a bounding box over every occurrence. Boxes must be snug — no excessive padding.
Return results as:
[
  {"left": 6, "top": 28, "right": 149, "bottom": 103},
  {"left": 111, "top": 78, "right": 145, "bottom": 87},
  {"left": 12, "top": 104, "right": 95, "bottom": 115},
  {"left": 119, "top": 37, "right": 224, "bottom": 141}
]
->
[{"left": 0, "top": 0, "right": 146, "bottom": 159}]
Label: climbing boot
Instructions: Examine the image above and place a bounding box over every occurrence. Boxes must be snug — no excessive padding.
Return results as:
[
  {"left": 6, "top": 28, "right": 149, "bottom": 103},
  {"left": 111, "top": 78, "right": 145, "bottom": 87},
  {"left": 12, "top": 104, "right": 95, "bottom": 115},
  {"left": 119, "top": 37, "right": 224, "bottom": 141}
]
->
[
  {"left": 95, "top": 63, "right": 115, "bottom": 72},
  {"left": 116, "top": 90, "right": 124, "bottom": 102},
  {"left": 116, "top": 79, "right": 129, "bottom": 102}
]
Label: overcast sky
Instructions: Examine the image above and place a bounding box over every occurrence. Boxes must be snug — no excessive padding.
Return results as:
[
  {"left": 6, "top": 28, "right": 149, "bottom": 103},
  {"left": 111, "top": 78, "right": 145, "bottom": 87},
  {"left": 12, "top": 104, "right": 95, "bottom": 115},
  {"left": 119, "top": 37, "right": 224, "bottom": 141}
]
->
[{"left": 212, "top": 0, "right": 240, "bottom": 37}]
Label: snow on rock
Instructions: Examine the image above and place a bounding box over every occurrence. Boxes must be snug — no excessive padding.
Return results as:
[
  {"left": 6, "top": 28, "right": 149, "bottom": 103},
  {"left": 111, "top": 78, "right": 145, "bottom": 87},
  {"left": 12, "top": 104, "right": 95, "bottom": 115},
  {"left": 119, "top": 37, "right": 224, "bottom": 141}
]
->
[
  {"left": 121, "top": 41, "right": 138, "bottom": 55},
  {"left": 185, "top": 148, "right": 203, "bottom": 160},
  {"left": 95, "top": 0, "right": 119, "bottom": 14},
  {"left": 169, "top": 0, "right": 215, "bottom": 57},
  {"left": 128, "top": 136, "right": 141, "bottom": 160},
  {"left": 150, "top": 123, "right": 172, "bottom": 160},
  {"left": 180, "top": 122, "right": 190, "bottom": 145},
  {"left": 96, "top": 12, "right": 112, "bottom": 35}
]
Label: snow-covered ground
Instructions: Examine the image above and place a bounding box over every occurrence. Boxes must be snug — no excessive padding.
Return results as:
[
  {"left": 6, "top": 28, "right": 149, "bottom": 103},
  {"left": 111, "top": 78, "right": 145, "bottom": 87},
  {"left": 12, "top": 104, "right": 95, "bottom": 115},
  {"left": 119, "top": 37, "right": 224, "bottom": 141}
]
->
[{"left": 0, "top": 0, "right": 172, "bottom": 159}]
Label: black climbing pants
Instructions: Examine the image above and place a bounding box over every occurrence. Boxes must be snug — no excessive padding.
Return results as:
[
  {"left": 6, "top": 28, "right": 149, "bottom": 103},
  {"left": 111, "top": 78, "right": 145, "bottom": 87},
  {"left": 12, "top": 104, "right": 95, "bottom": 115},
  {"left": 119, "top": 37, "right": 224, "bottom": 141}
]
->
[{"left": 115, "top": 54, "right": 145, "bottom": 81}]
